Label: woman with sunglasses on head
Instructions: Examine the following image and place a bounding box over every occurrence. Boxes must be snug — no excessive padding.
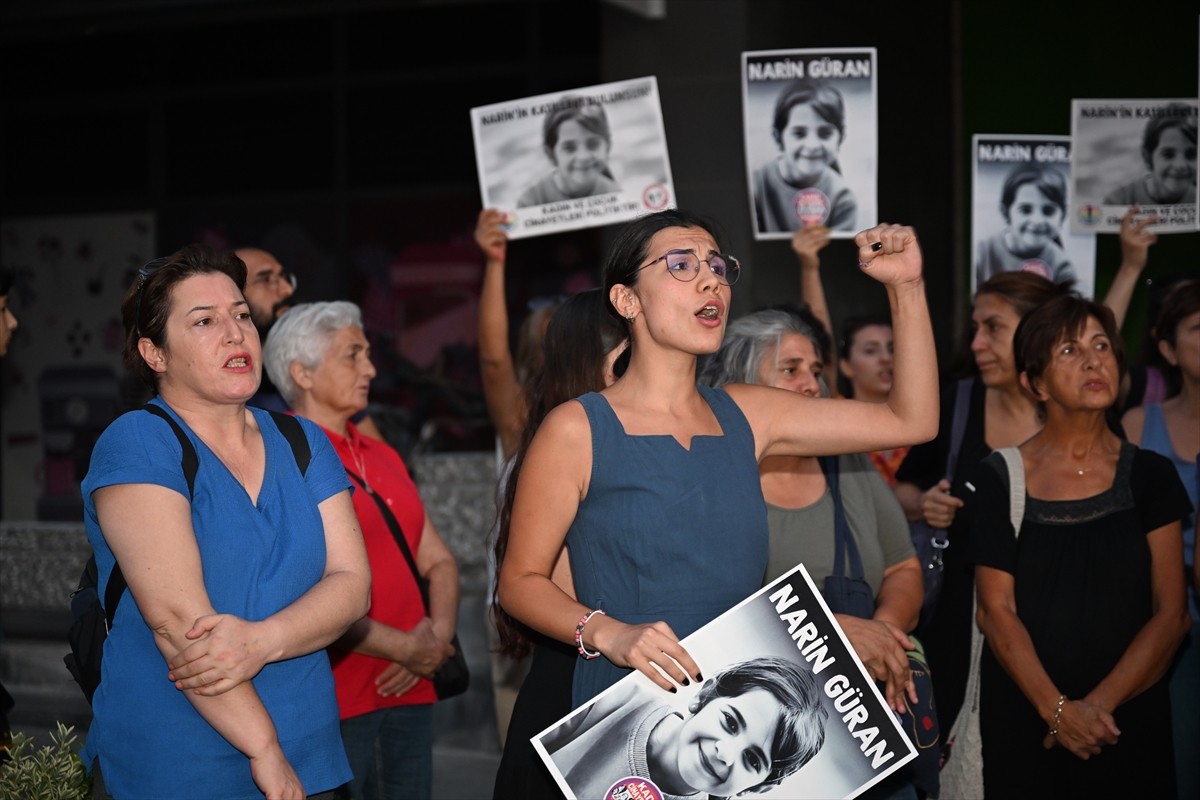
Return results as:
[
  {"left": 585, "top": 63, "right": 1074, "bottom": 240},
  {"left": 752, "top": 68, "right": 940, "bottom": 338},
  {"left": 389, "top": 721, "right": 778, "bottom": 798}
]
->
[
  {"left": 79, "top": 245, "right": 371, "bottom": 799},
  {"left": 498, "top": 209, "right": 937, "bottom": 714}
]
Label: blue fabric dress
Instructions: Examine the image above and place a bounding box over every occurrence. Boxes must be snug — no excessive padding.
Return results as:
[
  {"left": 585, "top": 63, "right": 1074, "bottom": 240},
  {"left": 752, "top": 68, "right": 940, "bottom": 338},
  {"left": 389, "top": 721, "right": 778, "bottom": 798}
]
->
[
  {"left": 567, "top": 386, "right": 769, "bottom": 707},
  {"left": 80, "top": 398, "right": 353, "bottom": 799}
]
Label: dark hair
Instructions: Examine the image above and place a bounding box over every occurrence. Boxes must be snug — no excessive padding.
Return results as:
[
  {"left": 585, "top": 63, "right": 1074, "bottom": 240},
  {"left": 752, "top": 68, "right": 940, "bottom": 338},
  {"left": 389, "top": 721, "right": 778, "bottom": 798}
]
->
[
  {"left": 121, "top": 244, "right": 247, "bottom": 392},
  {"left": 999, "top": 163, "right": 1067, "bottom": 224},
  {"left": 0, "top": 267, "right": 13, "bottom": 296},
  {"left": 770, "top": 77, "right": 846, "bottom": 173},
  {"left": 1141, "top": 104, "right": 1198, "bottom": 168},
  {"left": 1013, "top": 294, "right": 1125, "bottom": 412},
  {"left": 690, "top": 656, "right": 828, "bottom": 795},
  {"left": 492, "top": 289, "right": 628, "bottom": 658},
  {"left": 543, "top": 99, "right": 612, "bottom": 153},
  {"left": 975, "top": 270, "right": 1075, "bottom": 319},
  {"left": 602, "top": 208, "right": 725, "bottom": 330},
  {"left": 837, "top": 314, "right": 893, "bottom": 398},
  {"left": 1152, "top": 278, "right": 1200, "bottom": 398}
]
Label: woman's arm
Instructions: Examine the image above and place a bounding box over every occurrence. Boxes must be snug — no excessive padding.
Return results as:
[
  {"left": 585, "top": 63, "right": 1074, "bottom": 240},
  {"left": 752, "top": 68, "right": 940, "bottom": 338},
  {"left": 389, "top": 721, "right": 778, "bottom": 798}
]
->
[
  {"left": 1083, "top": 521, "right": 1189, "bottom": 713},
  {"left": 95, "top": 483, "right": 305, "bottom": 796},
  {"left": 498, "top": 401, "right": 701, "bottom": 691},
  {"left": 791, "top": 225, "right": 840, "bottom": 396},
  {"left": 332, "top": 515, "right": 457, "bottom": 681},
  {"left": 838, "top": 467, "right": 922, "bottom": 711},
  {"left": 416, "top": 516, "right": 460, "bottom": 645},
  {"left": 1103, "top": 206, "right": 1158, "bottom": 329},
  {"left": 476, "top": 208, "right": 525, "bottom": 458},
  {"left": 976, "top": 565, "right": 1120, "bottom": 759},
  {"left": 737, "top": 225, "right": 939, "bottom": 459},
  {"left": 169, "top": 490, "right": 371, "bottom": 694}
]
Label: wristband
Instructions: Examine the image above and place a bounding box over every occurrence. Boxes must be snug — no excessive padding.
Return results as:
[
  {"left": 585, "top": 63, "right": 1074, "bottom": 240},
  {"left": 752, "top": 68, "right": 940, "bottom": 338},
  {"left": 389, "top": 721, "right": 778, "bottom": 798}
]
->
[
  {"left": 574, "top": 609, "right": 606, "bottom": 660},
  {"left": 1048, "top": 694, "right": 1067, "bottom": 736}
]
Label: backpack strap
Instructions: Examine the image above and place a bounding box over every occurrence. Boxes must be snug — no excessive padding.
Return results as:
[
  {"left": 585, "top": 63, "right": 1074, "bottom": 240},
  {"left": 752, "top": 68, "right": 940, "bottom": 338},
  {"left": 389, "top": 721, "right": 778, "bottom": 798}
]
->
[
  {"left": 268, "top": 410, "right": 311, "bottom": 476},
  {"left": 100, "top": 404, "right": 311, "bottom": 628},
  {"left": 142, "top": 403, "right": 199, "bottom": 496}
]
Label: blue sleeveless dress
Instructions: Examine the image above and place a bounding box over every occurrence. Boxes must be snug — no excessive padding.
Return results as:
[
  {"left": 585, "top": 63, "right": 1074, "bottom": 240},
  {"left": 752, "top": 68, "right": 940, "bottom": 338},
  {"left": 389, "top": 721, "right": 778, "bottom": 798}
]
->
[{"left": 567, "top": 386, "right": 769, "bottom": 707}]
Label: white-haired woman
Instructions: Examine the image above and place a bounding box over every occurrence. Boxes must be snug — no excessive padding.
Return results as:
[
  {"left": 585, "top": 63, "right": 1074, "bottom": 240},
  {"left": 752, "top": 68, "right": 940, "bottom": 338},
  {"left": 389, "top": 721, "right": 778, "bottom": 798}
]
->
[{"left": 264, "top": 301, "right": 460, "bottom": 800}]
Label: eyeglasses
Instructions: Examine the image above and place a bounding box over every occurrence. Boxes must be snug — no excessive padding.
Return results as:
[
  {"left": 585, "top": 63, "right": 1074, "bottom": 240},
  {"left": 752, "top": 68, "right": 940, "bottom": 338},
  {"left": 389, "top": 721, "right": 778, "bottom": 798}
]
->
[
  {"left": 636, "top": 249, "right": 741, "bottom": 286},
  {"left": 248, "top": 270, "right": 297, "bottom": 292},
  {"left": 135, "top": 257, "right": 169, "bottom": 336}
]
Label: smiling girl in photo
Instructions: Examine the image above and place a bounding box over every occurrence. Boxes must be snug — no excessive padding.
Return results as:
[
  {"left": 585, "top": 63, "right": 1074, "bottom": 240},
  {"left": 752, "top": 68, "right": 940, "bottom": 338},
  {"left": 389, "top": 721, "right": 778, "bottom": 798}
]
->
[{"left": 975, "top": 163, "right": 1076, "bottom": 286}]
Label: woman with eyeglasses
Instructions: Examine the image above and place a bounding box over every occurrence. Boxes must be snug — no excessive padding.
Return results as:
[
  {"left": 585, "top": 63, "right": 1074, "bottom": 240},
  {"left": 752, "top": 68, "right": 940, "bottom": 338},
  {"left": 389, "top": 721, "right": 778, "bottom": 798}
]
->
[
  {"left": 497, "top": 209, "right": 937, "bottom": 714},
  {"left": 79, "top": 244, "right": 370, "bottom": 799}
]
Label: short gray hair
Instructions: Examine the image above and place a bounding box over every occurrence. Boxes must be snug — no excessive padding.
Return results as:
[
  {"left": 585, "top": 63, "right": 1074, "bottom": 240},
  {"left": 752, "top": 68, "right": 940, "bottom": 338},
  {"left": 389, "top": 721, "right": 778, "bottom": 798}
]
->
[
  {"left": 262, "top": 301, "right": 363, "bottom": 406},
  {"left": 699, "top": 307, "right": 829, "bottom": 394}
]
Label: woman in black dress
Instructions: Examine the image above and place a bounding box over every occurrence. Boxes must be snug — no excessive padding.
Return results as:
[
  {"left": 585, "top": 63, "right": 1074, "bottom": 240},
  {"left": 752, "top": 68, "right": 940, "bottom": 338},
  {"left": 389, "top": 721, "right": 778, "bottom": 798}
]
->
[{"left": 971, "top": 293, "right": 1190, "bottom": 798}]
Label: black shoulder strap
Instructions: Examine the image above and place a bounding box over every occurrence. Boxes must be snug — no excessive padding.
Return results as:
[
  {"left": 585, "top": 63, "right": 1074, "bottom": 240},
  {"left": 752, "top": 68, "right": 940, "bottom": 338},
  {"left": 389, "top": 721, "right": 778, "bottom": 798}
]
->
[
  {"left": 268, "top": 410, "right": 311, "bottom": 476},
  {"left": 142, "top": 403, "right": 199, "bottom": 495},
  {"left": 943, "top": 378, "right": 974, "bottom": 481},
  {"left": 345, "top": 468, "right": 430, "bottom": 613},
  {"left": 100, "top": 405, "right": 311, "bottom": 628}
]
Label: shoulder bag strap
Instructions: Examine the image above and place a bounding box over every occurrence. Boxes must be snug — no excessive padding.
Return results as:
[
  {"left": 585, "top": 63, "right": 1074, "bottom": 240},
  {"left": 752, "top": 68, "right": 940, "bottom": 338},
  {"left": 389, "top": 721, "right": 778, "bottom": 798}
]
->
[
  {"left": 996, "top": 447, "right": 1026, "bottom": 538},
  {"left": 820, "top": 456, "right": 865, "bottom": 580},
  {"left": 931, "top": 379, "right": 975, "bottom": 553},
  {"left": 944, "top": 378, "right": 975, "bottom": 481},
  {"left": 345, "top": 468, "right": 430, "bottom": 612}
]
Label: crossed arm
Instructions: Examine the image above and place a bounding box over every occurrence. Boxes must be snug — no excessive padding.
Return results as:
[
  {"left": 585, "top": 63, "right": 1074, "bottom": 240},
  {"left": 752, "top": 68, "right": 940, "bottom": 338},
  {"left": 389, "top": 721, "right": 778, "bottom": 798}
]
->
[{"left": 95, "top": 483, "right": 369, "bottom": 796}]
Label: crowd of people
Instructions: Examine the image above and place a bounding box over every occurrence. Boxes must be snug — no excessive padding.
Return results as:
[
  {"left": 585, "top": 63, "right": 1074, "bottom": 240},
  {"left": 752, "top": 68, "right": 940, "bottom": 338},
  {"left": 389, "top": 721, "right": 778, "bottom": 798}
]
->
[{"left": 4, "top": 187, "right": 1190, "bottom": 800}]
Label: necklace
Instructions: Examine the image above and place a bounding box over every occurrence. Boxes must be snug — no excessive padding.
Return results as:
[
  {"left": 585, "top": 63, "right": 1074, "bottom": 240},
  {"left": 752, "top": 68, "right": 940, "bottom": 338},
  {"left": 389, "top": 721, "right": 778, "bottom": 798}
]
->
[{"left": 347, "top": 438, "right": 372, "bottom": 494}]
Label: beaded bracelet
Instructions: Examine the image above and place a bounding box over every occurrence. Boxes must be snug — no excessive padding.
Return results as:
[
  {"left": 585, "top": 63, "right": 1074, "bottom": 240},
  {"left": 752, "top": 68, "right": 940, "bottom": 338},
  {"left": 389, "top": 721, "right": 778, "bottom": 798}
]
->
[
  {"left": 574, "top": 609, "right": 606, "bottom": 660},
  {"left": 1048, "top": 694, "right": 1067, "bottom": 736}
]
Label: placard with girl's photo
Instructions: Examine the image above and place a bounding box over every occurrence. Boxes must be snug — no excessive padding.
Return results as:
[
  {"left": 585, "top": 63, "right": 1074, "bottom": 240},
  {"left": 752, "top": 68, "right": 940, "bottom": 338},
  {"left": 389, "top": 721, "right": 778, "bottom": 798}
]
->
[
  {"left": 469, "top": 76, "right": 676, "bottom": 239},
  {"left": 972, "top": 134, "right": 1097, "bottom": 298},
  {"left": 1069, "top": 98, "right": 1198, "bottom": 235},
  {"left": 532, "top": 564, "right": 916, "bottom": 800},
  {"left": 741, "top": 48, "right": 878, "bottom": 240}
]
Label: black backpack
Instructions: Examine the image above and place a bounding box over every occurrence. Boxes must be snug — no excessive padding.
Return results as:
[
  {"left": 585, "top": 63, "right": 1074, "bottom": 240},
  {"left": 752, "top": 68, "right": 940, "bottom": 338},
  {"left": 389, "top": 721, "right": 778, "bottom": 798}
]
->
[{"left": 64, "top": 404, "right": 311, "bottom": 705}]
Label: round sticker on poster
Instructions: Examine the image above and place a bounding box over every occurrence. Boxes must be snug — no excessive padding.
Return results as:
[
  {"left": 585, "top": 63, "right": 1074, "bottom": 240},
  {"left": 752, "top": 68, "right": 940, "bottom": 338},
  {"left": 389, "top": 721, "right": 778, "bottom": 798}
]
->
[
  {"left": 605, "top": 776, "right": 664, "bottom": 800},
  {"left": 1018, "top": 259, "right": 1052, "bottom": 279},
  {"left": 1077, "top": 204, "right": 1102, "bottom": 226},
  {"left": 642, "top": 183, "right": 670, "bottom": 211},
  {"left": 793, "top": 188, "right": 831, "bottom": 226}
]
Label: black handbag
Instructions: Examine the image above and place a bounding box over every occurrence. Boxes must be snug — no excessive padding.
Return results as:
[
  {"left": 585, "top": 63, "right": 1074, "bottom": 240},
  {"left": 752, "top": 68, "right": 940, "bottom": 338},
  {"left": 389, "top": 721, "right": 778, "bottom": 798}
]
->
[{"left": 346, "top": 469, "right": 470, "bottom": 700}]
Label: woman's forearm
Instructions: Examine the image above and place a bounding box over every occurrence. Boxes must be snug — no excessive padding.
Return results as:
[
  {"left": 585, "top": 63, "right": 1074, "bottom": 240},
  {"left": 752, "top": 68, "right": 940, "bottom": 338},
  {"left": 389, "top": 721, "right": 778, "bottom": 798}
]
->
[
  {"left": 873, "top": 558, "right": 922, "bottom": 633},
  {"left": 499, "top": 570, "right": 588, "bottom": 648},
  {"left": 884, "top": 279, "right": 939, "bottom": 445},
  {"left": 978, "top": 599, "right": 1064, "bottom": 725},
  {"left": 1085, "top": 607, "right": 1189, "bottom": 713},
  {"left": 256, "top": 569, "right": 372, "bottom": 663},
  {"left": 424, "top": 558, "right": 460, "bottom": 642}
]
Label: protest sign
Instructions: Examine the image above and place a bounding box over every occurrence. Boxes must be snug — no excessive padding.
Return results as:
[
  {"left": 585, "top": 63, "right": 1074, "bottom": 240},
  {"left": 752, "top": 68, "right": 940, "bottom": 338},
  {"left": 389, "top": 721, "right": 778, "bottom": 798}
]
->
[
  {"left": 972, "top": 134, "right": 1097, "bottom": 298},
  {"left": 533, "top": 564, "right": 916, "bottom": 800},
  {"left": 1069, "top": 98, "right": 1198, "bottom": 234},
  {"left": 742, "top": 48, "right": 878, "bottom": 240},
  {"left": 470, "top": 76, "right": 675, "bottom": 239}
]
